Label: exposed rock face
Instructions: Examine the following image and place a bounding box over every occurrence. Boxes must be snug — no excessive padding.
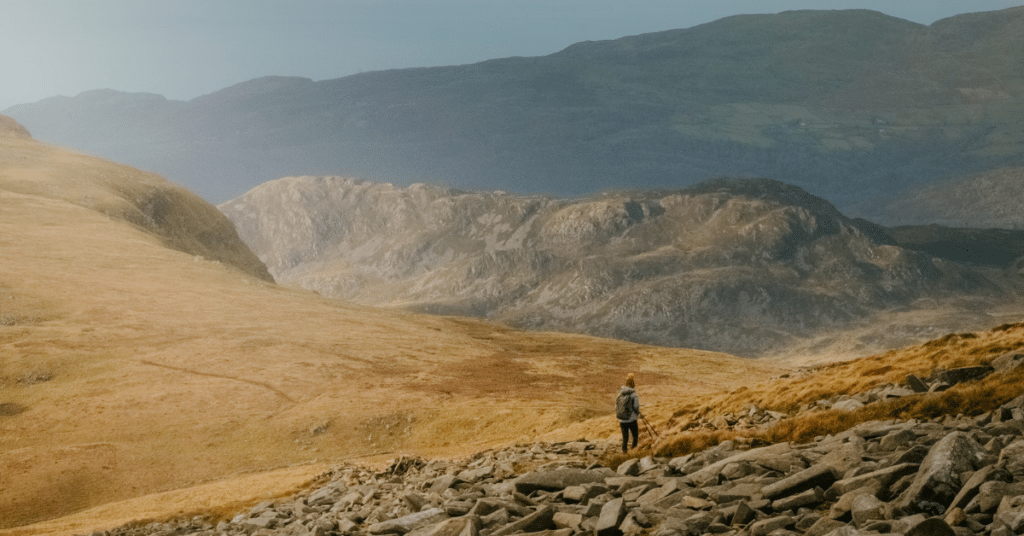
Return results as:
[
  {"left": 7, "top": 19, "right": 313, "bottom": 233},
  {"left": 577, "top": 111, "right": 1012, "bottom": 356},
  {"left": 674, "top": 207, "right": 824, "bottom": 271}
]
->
[
  {"left": 89, "top": 393, "right": 1024, "bottom": 536},
  {"left": 220, "top": 177, "right": 1015, "bottom": 357}
]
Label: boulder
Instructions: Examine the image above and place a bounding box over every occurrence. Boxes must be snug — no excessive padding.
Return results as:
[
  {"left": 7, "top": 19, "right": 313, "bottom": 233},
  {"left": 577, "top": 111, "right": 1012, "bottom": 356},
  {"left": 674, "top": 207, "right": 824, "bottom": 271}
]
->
[
  {"left": 761, "top": 464, "right": 837, "bottom": 500},
  {"left": 906, "top": 374, "right": 930, "bottom": 393},
  {"left": 429, "top": 475, "right": 460, "bottom": 494},
  {"left": 513, "top": 469, "right": 607, "bottom": 495},
  {"left": 772, "top": 487, "right": 825, "bottom": 512},
  {"left": 368, "top": 508, "right": 448, "bottom": 535},
  {"left": 748, "top": 515, "right": 794, "bottom": 536},
  {"left": 879, "top": 429, "right": 917, "bottom": 451},
  {"left": 830, "top": 463, "right": 919, "bottom": 496},
  {"left": 684, "top": 442, "right": 792, "bottom": 485},
  {"left": 757, "top": 453, "right": 805, "bottom": 474},
  {"left": 731, "top": 501, "right": 757, "bottom": 527},
  {"left": 619, "top": 512, "right": 645, "bottom": 536},
  {"left": 893, "top": 445, "right": 930, "bottom": 466},
  {"left": 935, "top": 366, "right": 993, "bottom": 385},
  {"left": 802, "top": 517, "right": 847, "bottom": 536},
  {"left": 638, "top": 456, "right": 660, "bottom": 473},
  {"left": 970, "top": 482, "right": 1024, "bottom": 514},
  {"left": 490, "top": 505, "right": 555, "bottom": 536},
  {"left": 998, "top": 439, "right": 1024, "bottom": 480},
  {"left": 831, "top": 399, "right": 864, "bottom": 412},
  {"left": 904, "top": 517, "right": 956, "bottom": 536},
  {"left": 992, "top": 351, "right": 1024, "bottom": 373},
  {"left": 818, "top": 442, "right": 866, "bottom": 475},
  {"left": 680, "top": 512, "right": 715, "bottom": 535},
  {"left": 895, "top": 432, "right": 986, "bottom": 516},
  {"left": 850, "top": 494, "right": 885, "bottom": 528},
  {"left": 637, "top": 481, "right": 682, "bottom": 506},
  {"left": 616, "top": 458, "right": 641, "bottom": 476},
  {"left": 552, "top": 512, "right": 582, "bottom": 531},
  {"left": 878, "top": 386, "right": 915, "bottom": 399},
  {"left": 996, "top": 495, "right": 1024, "bottom": 534},
  {"left": 594, "top": 498, "right": 628, "bottom": 536},
  {"left": 946, "top": 465, "right": 1010, "bottom": 514},
  {"left": 425, "top": 517, "right": 480, "bottom": 536}
]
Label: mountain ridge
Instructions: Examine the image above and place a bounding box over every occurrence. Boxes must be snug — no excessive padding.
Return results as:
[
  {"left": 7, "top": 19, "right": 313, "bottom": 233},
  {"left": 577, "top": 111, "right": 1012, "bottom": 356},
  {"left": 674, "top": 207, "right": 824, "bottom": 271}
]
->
[
  {"left": 6, "top": 7, "right": 1024, "bottom": 225},
  {"left": 219, "top": 175, "right": 1022, "bottom": 359}
]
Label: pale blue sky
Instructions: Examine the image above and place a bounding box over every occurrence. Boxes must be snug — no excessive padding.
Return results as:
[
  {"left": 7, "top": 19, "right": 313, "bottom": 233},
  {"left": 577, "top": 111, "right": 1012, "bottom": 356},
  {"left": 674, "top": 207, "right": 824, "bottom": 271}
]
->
[{"left": 2, "top": 0, "right": 1021, "bottom": 110}]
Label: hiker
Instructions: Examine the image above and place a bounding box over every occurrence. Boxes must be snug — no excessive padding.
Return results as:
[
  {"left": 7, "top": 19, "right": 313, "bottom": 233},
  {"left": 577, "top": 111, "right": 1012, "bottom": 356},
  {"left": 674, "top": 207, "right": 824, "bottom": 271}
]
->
[{"left": 616, "top": 373, "right": 641, "bottom": 453}]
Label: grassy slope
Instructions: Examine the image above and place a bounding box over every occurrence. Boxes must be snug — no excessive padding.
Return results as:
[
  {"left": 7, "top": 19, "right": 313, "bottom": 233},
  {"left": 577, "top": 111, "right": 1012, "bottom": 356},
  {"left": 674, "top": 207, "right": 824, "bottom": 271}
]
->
[
  {"left": 645, "top": 321, "right": 1024, "bottom": 461},
  {"left": 0, "top": 122, "right": 785, "bottom": 534}
]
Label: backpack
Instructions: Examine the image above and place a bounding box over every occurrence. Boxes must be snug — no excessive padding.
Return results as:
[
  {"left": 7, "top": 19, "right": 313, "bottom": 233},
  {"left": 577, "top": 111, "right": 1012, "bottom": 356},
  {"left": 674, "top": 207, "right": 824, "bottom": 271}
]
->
[{"left": 615, "top": 391, "right": 635, "bottom": 420}]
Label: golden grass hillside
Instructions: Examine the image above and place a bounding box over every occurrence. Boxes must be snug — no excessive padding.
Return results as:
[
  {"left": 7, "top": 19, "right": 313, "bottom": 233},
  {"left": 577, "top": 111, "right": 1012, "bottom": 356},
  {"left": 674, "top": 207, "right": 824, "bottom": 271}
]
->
[
  {"left": 0, "top": 118, "right": 787, "bottom": 535},
  {"left": 631, "top": 321, "right": 1024, "bottom": 463}
]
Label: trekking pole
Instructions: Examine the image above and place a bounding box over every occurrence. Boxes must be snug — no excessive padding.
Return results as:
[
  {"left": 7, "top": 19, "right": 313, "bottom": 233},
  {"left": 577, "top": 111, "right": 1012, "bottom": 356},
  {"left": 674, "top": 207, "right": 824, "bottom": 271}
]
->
[{"left": 641, "top": 415, "right": 661, "bottom": 441}]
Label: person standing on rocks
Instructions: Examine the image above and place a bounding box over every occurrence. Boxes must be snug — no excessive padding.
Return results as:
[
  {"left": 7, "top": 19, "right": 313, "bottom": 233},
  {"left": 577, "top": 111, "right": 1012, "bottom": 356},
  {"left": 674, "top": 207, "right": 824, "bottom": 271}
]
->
[{"left": 616, "top": 373, "right": 642, "bottom": 453}]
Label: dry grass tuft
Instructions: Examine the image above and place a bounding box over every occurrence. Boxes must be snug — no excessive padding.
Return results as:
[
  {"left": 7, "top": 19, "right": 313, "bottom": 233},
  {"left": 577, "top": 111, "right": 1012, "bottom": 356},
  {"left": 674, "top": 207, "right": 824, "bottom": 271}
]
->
[{"left": 649, "top": 429, "right": 745, "bottom": 459}]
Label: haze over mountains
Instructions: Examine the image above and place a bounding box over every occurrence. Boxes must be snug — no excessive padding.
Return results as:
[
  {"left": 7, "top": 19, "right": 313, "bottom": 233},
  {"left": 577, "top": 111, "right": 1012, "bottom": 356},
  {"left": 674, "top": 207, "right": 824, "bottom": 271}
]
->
[
  {"left": 6, "top": 7, "right": 1024, "bottom": 226},
  {"left": 5, "top": 6, "right": 1024, "bottom": 533},
  {"left": 219, "top": 175, "right": 1023, "bottom": 359}
]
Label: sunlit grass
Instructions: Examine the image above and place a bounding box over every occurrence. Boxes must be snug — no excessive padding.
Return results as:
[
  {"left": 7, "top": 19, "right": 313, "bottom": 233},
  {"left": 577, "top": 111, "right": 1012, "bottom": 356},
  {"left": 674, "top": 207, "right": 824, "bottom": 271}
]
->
[{"left": 625, "top": 323, "right": 1024, "bottom": 460}]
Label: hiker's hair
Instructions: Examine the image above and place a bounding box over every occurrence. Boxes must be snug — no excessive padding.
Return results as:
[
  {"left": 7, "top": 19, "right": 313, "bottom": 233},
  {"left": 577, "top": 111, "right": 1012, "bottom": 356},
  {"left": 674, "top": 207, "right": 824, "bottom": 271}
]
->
[{"left": 626, "top": 373, "right": 635, "bottom": 388}]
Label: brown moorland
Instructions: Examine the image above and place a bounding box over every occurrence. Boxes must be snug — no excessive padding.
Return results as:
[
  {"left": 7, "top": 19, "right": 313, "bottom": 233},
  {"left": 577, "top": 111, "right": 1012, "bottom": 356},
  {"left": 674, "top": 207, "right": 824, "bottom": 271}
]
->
[{"left": 0, "top": 118, "right": 786, "bottom": 535}]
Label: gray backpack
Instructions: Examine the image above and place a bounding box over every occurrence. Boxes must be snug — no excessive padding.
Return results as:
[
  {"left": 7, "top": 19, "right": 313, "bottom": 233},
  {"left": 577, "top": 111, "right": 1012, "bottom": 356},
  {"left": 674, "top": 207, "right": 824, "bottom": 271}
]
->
[{"left": 615, "top": 392, "right": 635, "bottom": 420}]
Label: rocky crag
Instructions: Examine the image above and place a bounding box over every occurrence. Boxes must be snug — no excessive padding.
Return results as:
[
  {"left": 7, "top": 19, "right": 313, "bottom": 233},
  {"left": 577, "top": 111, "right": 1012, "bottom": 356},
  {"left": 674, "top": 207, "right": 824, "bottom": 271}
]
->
[
  {"left": 219, "top": 176, "right": 1020, "bottom": 358},
  {"left": 87, "top": 352, "right": 1024, "bottom": 536}
]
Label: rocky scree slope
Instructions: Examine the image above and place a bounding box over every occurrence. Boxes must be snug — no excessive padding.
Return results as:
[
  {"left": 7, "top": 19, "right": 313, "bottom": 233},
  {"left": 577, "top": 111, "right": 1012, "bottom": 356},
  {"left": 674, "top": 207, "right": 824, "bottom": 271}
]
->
[
  {"left": 90, "top": 353, "right": 1024, "bottom": 536},
  {"left": 219, "top": 177, "right": 1017, "bottom": 358}
]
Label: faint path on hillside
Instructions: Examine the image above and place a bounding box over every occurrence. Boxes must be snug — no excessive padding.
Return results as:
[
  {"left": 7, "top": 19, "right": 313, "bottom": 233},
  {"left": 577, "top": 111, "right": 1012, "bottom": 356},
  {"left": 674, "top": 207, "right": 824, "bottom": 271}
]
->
[{"left": 138, "top": 360, "right": 297, "bottom": 403}]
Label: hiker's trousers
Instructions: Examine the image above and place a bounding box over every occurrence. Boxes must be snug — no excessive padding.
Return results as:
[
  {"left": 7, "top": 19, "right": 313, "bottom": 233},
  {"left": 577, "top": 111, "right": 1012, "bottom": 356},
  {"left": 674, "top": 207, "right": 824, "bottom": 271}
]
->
[{"left": 620, "top": 420, "right": 639, "bottom": 452}]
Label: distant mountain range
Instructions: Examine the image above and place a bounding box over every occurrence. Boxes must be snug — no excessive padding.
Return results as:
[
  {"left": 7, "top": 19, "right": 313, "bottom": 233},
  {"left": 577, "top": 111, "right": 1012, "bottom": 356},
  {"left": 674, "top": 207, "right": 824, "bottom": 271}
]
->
[
  {"left": 220, "top": 176, "right": 1023, "bottom": 358},
  {"left": 6, "top": 7, "right": 1024, "bottom": 225}
]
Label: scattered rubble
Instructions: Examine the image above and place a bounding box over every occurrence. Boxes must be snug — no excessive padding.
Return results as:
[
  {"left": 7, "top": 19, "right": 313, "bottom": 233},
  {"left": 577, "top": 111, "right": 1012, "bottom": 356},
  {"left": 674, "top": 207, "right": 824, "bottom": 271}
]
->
[
  {"left": 86, "top": 382, "right": 1024, "bottom": 536},
  {"left": 687, "top": 356, "right": 1024, "bottom": 433}
]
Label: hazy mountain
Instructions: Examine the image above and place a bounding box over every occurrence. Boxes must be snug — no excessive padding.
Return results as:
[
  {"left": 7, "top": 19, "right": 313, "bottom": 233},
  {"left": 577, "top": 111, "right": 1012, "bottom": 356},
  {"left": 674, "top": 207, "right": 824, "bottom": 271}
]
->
[
  {"left": 884, "top": 167, "right": 1024, "bottom": 229},
  {"left": 891, "top": 224, "right": 1024, "bottom": 272},
  {"left": 7, "top": 7, "right": 1024, "bottom": 224},
  {"left": 219, "top": 176, "right": 1021, "bottom": 358}
]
